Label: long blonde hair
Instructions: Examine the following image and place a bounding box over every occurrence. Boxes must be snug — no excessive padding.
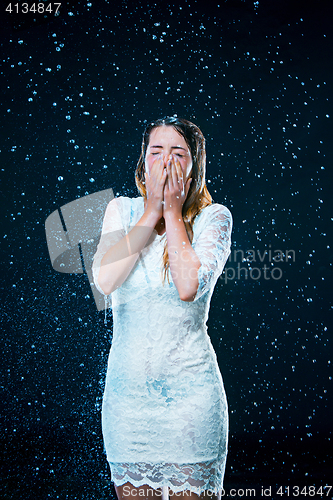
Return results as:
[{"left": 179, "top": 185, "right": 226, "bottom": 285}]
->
[{"left": 135, "top": 117, "right": 212, "bottom": 282}]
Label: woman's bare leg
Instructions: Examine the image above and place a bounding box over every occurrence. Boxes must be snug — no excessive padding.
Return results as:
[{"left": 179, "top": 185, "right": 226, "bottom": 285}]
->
[
  {"left": 169, "top": 489, "right": 219, "bottom": 500},
  {"left": 115, "top": 481, "right": 163, "bottom": 500},
  {"left": 115, "top": 482, "right": 220, "bottom": 500}
]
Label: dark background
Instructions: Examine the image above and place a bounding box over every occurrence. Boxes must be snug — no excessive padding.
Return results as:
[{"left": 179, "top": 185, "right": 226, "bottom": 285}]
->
[{"left": 1, "top": 0, "right": 332, "bottom": 498}]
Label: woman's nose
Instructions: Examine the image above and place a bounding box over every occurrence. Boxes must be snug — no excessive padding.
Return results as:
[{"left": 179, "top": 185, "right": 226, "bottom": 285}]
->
[{"left": 162, "top": 152, "right": 173, "bottom": 163}]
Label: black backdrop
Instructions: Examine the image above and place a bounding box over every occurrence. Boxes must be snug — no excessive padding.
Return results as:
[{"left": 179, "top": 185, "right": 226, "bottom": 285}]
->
[{"left": 1, "top": 0, "right": 332, "bottom": 498}]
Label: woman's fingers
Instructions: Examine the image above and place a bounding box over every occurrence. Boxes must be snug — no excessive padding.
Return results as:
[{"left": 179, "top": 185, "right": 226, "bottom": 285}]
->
[
  {"left": 158, "top": 158, "right": 168, "bottom": 185},
  {"left": 173, "top": 156, "right": 182, "bottom": 179},
  {"left": 165, "top": 155, "right": 172, "bottom": 189},
  {"left": 162, "top": 155, "right": 191, "bottom": 216},
  {"left": 167, "top": 156, "right": 184, "bottom": 196},
  {"left": 147, "top": 156, "right": 166, "bottom": 189},
  {"left": 171, "top": 162, "right": 179, "bottom": 194},
  {"left": 150, "top": 155, "right": 162, "bottom": 177},
  {"left": 174, "top": 156, "right": 184, "bottom": 195}
]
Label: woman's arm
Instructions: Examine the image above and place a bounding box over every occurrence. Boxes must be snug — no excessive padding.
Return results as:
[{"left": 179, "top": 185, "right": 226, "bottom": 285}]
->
[
  {"left": 163, "top": 156, "right": 232, "bottom": 302},
  {"left": 164, "top": 211, "right": 201, "bottom": 301},
  {"left": 95, "top": 155, "right": 167, "bottom": 295},
  {"left": 163, "top": 156, "right": 200, "bottom": 302},
  {"left": 97, "top": 209, "right": 159, "bottom": 295}
]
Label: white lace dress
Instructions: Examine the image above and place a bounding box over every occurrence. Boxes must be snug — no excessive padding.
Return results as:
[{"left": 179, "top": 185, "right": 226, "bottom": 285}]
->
[{"left": 92, "top": 196, "right": 233, "bottom": 494}]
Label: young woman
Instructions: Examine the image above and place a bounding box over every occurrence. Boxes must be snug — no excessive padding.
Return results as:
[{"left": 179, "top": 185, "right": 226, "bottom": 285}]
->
[{"left": 92, "top": 117, "right": 233, "bottom": 500}]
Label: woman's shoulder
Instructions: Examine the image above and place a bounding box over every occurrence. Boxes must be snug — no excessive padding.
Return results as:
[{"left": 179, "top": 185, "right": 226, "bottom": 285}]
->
[
  {"left": 101, "top": 196, "right": 143, "bottom": 232},
  {"left": 105, "top": 195, "right": 143, "bottom": 213},
  {"left": 192, "top": 203, "right": 233, "bottom": 243},
  {"left": 195, "top": 202, "right": 232, "bottom": 226}
]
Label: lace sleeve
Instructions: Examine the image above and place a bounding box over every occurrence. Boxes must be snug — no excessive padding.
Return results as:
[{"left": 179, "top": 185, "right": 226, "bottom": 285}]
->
[
  {"left": 192, "top": 205, "right": 233, "bottom": 301},
  {"left": 92, "top": 197, "right": 126, "bottom": 296}
]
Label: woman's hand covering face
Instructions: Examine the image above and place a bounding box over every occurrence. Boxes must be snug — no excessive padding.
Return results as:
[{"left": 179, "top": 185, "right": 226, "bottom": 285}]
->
[
  {"left": 145, "top": 126, "right": 192, "bottom": 217},
  {"left": 144, "top": 153, "right": 167, "bottom": 219},
  {"left": 163, "top": 154, "right": 192, "bottom": 217}
]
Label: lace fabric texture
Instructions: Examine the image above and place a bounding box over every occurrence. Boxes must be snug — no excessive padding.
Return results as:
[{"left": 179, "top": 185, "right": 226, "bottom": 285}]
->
[{"left": 92, "top": 197, "right": 233, "bottom": 493}]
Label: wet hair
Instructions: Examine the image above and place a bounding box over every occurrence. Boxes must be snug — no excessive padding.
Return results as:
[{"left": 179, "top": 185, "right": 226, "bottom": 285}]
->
[{"left": 135, "top": 116, "right": 212, "bottom": 282}]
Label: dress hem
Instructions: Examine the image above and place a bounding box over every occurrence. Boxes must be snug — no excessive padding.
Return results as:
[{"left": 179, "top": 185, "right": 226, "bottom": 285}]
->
[
  {"left": 108, "top": 462, "right": 225, "bottom": 495},
  {"left": 111, "top": 476, "right": 223, "bottom": 495}
]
